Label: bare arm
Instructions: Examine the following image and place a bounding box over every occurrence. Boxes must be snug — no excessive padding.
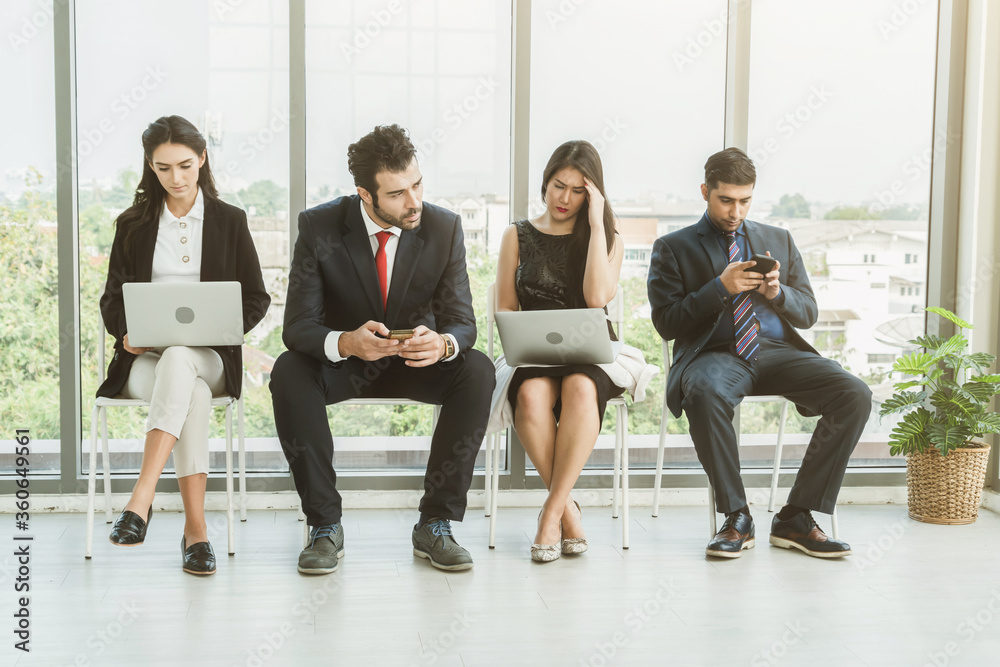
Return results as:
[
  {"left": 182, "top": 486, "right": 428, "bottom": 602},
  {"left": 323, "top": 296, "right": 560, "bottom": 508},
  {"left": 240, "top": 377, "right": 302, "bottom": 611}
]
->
[
  {"left": 495, "top": 223, "right": 520, "bottom": 313},
  {"left": 580, "top": 178, "right": 623, "bottom": 307}
]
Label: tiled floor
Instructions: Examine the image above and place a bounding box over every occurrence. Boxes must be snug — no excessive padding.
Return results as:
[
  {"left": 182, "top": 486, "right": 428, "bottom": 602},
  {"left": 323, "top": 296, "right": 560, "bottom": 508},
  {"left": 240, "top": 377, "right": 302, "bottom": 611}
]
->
[{"left": 5, "top": 503, "right": 1000, "bottom": 666}]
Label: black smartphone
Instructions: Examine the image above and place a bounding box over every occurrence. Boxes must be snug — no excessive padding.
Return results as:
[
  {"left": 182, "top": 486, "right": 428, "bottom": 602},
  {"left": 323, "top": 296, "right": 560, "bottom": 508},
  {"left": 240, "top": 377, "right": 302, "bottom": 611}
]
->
[{"left": 744, "top": 253, "right": 777, "bottom": 275}]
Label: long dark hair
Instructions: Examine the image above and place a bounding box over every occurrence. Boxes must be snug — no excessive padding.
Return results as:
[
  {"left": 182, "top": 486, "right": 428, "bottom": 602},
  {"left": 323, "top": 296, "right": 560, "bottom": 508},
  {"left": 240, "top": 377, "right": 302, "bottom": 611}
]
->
[
  {"left": 540, "top": 140, "right": 617, "bottom": 306},
  {"left": 115, "top": 115, "right": 219, "bottom": 257}
]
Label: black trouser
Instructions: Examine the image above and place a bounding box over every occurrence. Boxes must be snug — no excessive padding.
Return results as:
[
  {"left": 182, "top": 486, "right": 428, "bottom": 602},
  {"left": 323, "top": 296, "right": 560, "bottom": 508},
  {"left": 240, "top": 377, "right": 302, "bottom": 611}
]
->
[
  {"left": 679, "top": 339, "right": 872, "bottom": 515},
  {"left": 270, "top": 349, "right": 496, "bottom": 526}
]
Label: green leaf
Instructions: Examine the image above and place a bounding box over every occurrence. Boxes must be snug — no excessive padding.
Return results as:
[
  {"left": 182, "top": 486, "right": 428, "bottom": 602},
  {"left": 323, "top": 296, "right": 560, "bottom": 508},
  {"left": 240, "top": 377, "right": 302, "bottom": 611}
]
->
[
  {"left": 909, "top": 334, "right": 946, "bottom": 351},
  {"left": 970, "top": 374, "right": 1000, "bottom": 383},
  {"left": 927, "top": 306, "right": 973, "bottom": 330},
  {"left": 892, "top": 352, "right": 932, "bottom": 376},
  {"left": 960, "top": 381, "right": 997, "bottom": 403},
  {"left": 967, "top": 352, "right": 997, "bottom": 369},
  {"left": 879, "top": 390, "right": 927, "bottom": 417},
  {"left": 931, "top": 334, "right": 968, "bottom": 360},
  {"left": 887, "top": 408, "right": 932, "bottom": 456},
  {"left": 893, "top": 380, "right": 924, "bottom": 390},
  {"left": 927, "top": 368, "right": 945, "bottom": 383},
  {"left": 968, "top": 414, "right": 1000, "bottom": 436},
  {"left": 927, "top": 422, "right": 973, "bottom": 454},
  {"left": 930, "top": 390, "right": 978, "bottom": 420}
]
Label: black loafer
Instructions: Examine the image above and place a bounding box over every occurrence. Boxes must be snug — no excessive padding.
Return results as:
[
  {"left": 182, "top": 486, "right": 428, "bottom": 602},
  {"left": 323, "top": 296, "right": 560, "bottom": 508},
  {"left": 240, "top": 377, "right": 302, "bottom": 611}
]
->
[
  {"left": 769, "top": 511, "right": 852, "bottom": 558},
  {"left": 181, "top": 537, "right": 217, "bottom": 575},
  {"left": 706, "top": 511, "right": 755, "bottom": 558},
  {"left": 109, "top": 507, "right": 152, "bottom": 546}
]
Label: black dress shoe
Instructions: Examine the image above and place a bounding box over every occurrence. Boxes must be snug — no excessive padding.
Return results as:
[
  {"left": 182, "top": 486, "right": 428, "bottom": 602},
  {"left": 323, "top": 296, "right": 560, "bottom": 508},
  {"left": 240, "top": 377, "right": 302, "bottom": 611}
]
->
[
  {"left": 769, "top": 511, "right": 852, "bottom": 558},
  {"left": 706, "top": 511, "right": 755, "bottom": 558},
  {"left": 182, "top": 537, "right": 217, "bottom": 575},
  {"left": 109, "top": 507, "right": 152, "bottom": 546}
]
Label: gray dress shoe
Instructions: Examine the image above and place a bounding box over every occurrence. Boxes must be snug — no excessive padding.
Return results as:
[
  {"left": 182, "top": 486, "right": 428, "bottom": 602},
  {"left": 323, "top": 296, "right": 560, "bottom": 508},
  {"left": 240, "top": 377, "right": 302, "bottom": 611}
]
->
[
  {"left": 298, "top": 524, "right": 345, "bottom": 575},
  {"left": 412, "top": 518, "right": 473, "bottom": 571}
]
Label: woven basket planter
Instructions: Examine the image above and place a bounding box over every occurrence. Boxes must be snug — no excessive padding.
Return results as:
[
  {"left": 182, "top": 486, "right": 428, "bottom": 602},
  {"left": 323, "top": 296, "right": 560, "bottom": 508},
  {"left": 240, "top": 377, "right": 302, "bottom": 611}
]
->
[{"left": 906, "top": 443, "right": 991, "bottom": 524}]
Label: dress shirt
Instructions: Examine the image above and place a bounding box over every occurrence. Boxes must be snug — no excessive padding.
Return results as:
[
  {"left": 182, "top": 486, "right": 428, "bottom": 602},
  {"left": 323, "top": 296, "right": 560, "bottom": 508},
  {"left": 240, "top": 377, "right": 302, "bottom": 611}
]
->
[
  {"left": 706, "top": 217, "right": 788, "bottom": 349},
  {"left": 151, "top": 187, "right": 204, "bottom": 283},
  {"left": 324, "top": 200, "right": 459, "bottom": 363}
]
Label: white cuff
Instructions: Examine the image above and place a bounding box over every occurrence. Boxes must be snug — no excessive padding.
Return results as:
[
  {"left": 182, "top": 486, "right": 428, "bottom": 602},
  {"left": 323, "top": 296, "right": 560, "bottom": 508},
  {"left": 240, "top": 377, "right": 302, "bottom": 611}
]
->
[{"left": 324, "top": 331, "right": 346, "bottom": 362}]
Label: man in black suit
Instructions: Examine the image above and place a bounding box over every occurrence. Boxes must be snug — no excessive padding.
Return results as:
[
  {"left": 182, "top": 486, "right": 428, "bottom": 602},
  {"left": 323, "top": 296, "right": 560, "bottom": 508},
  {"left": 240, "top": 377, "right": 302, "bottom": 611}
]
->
[
  {"left": 647, "top": 147, "right": 871, "bottom": 559},
  {"left": 270, "top": 124, "right": 495, "bottom": 574}
]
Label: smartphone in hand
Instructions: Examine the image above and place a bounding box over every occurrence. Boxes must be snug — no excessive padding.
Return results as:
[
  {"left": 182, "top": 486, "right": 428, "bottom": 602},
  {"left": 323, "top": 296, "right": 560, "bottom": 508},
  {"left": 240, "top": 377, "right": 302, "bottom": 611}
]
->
[{"left": 744, "top": 253, "right": 777, "bottom": 274}]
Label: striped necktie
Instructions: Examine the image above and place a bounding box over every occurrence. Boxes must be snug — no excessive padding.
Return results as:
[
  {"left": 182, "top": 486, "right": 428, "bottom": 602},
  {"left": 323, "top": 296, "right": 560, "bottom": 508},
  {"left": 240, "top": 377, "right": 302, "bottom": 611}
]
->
[{"left": 726, "top": 231, "right": 760, "bottom": 364}]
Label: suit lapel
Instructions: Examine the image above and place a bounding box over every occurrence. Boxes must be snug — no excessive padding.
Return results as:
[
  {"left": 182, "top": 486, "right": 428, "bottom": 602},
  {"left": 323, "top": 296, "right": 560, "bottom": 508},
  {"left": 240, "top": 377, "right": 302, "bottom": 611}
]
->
[
  {"left": 200, "top": 198, "right": 221, "bottom": 281},
  {"left": 135, "top": 220, "right": 158, "bottom": 282},
  {"left": 696, "top": 214, "right": 727, "bottom": 276},
  {"left": 343, "top": 201, "right": 384, "bottom": 316},
  {"left": 385, "top": 228, "right": 423, "bottom": 326}
]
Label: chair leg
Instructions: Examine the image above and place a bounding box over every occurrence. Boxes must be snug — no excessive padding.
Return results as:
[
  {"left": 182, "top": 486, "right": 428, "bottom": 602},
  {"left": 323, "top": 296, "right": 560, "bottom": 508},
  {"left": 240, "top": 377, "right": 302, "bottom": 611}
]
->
[
  {"left": 708, "top": 483, "right": 717, "bottom": 538},
  {"left": 225, "top": 403, "right": 235, "bottom": 556},
  {"left": 768, "top": 400, "right": 789, "bottom": 513},
  {"left": 238, "top": 396, "right": 247, "bottom": 522},
  {"left": 300, "top": 506, "right": 310, "bottom": 547},
  {"left": 100, "top": 408, "right": 112, "bottom": 524},
  {"left": 85, "top": 405, "right": 99, "bottom": 559},
  {"left": 620, "top": 404, "right": 630, "bottom": 550},
  {"left": 612, "top": 414, "right": 622, "bottom": 519},
  {"left": 652, "top": 403, "right": 669, "bottom": 518},
  {"left": 484, "top": 431, "right": 492, "bottom": 517},
  {"left": 831, "top": 507, "right": 839, "bottom": 540},
  {"left": 488, "top": 430, "right": 501, "bottom": 549}
]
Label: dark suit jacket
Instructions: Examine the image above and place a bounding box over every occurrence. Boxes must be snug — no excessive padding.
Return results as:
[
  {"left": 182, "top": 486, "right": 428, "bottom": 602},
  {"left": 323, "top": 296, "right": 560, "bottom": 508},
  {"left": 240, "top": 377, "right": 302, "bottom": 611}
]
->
[
  {"left": 282, "top": 195, "right": 476, "bottom": 361},
  {"left": 647, "top": 213, "right": 818, "bottom": 417},
  {"left": 97, "top": 196, "right": 270, "bottom": 400}
]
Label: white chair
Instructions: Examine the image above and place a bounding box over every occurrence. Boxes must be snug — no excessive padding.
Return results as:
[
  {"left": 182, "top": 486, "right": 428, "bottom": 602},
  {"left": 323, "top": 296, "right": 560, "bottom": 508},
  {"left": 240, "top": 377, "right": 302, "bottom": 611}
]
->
[
  {"left": 651, "top": 339, "right": 839, "bottom": 538},
  {"left": 485, "top": 284, "right": 632, "bottom": 549},
  {"left": 84, "top": 309, "right": 245, "bottom": 558}
]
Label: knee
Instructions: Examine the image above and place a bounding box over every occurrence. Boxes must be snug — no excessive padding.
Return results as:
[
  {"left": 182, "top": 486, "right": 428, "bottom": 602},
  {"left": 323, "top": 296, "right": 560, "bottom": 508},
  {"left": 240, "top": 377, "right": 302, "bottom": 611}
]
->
[
  {"left": 190, "top": 379, "right": 212, "bottom": 406},
  {"left": 560, "top": 374, "right": 598, "bottom": 406},
  {"left": 270, "top": 350, "right": 320, "bottom": 398},
  {"left": 464, "top": 349, "right": 496, "bottom": 389},
  {"left": 156, "top": 346, "right": 197, "bottom": 376},
  {"left": 516, "top": 379, "right": 554, "bottom": 415}
]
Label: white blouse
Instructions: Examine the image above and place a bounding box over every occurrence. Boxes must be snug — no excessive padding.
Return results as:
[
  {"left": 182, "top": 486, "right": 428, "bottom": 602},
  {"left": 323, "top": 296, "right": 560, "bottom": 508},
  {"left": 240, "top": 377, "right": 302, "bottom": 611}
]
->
[{"left": 151, "top": 187, "right": 204, "bottom": 283}]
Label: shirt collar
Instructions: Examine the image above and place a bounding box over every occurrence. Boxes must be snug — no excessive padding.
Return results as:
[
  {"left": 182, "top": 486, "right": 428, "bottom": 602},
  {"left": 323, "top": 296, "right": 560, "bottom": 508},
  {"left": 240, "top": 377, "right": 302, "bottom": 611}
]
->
[
  {"left": 359, "top": 199, "right": 402, "bottom": 239},
  {"left": 159, "top": 187, "right": 205, "bottom": 228}
]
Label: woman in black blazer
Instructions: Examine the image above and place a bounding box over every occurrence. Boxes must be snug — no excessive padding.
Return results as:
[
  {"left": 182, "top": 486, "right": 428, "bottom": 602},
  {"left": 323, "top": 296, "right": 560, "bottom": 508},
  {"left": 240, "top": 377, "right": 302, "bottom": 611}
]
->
[{"left": 98, "top": 115, "right": 269, "bottom": 575}]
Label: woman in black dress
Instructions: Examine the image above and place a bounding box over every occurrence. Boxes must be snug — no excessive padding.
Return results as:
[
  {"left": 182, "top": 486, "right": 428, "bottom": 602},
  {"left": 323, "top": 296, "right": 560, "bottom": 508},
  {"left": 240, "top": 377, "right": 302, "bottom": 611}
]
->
[{"left": 494, "top": 140, "right": 625, "bottom": 561}]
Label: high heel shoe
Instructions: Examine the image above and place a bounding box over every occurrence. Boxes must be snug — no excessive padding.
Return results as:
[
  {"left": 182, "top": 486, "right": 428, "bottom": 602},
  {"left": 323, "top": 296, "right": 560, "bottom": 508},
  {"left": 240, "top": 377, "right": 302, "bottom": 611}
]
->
[
  {"left": 109, "top": 506, "right": 152, "bottom": 546},
  {"left": 530, "top": 509, "right": 561, "bottom": 563},
  {"left": 561, "top": 500, "right": 588, "bottom": 555}
]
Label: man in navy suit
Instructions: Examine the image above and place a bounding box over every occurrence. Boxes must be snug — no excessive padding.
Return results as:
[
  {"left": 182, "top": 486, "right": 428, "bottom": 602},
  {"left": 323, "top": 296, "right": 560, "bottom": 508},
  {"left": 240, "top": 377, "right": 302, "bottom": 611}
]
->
[
  {"left": 271, "top": 124, "right": 495, "bottom": 574},
  {"left": 647, "top": 147, "right": 871, "bottom": 559}
]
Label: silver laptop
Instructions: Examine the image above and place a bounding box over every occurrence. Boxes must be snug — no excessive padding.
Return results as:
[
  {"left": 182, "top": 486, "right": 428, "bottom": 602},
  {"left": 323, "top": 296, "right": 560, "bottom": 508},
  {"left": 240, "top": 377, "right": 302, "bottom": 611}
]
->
[
  {"left": 123, "top": 282, "right": 244, "bottom": 348},
  {"left": 495, "top": 308, "right": 623, "bottom": 367}
]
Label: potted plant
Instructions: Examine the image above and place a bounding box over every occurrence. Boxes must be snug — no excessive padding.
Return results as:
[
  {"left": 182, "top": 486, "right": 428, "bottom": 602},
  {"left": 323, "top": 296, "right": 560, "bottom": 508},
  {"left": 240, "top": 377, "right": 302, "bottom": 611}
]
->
[{"left": 879, "top": 307, "right": 1000, "bottom": 524}]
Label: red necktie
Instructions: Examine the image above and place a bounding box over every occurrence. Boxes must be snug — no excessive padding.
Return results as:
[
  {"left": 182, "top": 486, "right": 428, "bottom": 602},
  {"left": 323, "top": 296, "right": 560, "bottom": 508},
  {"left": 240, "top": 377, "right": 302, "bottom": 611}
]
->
[{"left": 375, "top": 231, "right": 392, "bottom": 310}]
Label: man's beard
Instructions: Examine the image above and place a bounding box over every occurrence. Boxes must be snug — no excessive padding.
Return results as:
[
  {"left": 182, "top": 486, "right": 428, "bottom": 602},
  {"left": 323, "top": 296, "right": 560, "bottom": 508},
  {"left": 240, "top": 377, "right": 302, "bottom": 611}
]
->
[{"left": 374, "top": 202, "right": 422, "bottom": 230}]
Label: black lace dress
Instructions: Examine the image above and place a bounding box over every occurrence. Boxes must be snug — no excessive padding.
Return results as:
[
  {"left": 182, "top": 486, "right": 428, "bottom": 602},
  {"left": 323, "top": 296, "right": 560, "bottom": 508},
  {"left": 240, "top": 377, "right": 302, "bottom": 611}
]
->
[{"left": 506, "top": 219, "right": 624, "bottom": 421}]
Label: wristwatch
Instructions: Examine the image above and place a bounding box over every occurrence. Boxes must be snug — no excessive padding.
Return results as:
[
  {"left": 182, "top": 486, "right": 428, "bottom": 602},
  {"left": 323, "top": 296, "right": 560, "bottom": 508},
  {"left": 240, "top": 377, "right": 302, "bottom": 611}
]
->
[{"left": 440, "top": 335, "right": 456, "bottom": 361}]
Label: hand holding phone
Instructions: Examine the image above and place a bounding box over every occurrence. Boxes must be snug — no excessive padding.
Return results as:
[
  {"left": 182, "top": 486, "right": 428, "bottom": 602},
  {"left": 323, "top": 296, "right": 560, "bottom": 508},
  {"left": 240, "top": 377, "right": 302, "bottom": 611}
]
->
[{"left": 744, "top": 253, "right": 777, "bottom": 275}]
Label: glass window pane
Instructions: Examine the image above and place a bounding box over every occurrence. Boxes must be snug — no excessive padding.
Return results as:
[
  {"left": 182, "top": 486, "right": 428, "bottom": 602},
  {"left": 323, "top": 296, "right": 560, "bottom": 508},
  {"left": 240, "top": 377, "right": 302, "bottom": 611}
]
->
[
  {"left": 305, "top": 0, "right": 512, "bottom": 471},
  {"left": 0, "top": 1, "right": 59, "bottom": 475},
  {"left": 75, "top": 0, "right": 289, "bottom": 475},
  {"left": 529, "top": 0, "right": 728, "bottom": 470},
  {"left": 748, "top": 0, "right": 938, "bottom": 468}
]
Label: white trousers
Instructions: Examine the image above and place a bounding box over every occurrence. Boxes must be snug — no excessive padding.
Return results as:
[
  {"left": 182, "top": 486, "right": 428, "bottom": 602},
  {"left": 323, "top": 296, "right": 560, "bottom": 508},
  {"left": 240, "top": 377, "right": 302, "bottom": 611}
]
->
[{"left": 122, "top": 346, "right": 226, "bottom": 478}]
